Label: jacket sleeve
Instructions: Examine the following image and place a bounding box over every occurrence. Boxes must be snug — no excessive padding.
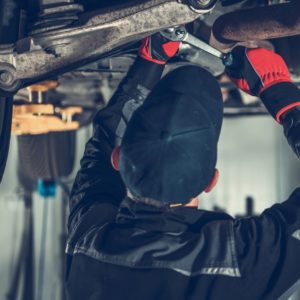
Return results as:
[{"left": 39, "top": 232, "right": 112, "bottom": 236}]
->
[
  {"left": 68, "top": 57, "right": 164, "bottom": 240},
  {"left": 233, "top": 188, "right": 300, "bottom": 300}
]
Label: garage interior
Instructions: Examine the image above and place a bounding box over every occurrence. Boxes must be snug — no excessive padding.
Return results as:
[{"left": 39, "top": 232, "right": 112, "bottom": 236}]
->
[{"left": 0, "top": 0, "right": 300, "bottom": 299}]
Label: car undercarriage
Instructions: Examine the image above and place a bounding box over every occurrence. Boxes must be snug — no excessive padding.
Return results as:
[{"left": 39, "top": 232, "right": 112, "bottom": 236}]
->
[
  {"left": 1, "top": 1, "right": 300, "bottom": 299},
  {"left": 0, "top": 0, "right": 299, "bottom": 180}
]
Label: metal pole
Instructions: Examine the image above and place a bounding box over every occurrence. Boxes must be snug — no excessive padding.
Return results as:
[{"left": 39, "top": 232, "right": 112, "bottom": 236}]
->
[
  {"left": 0, "top": 97, "right": 13, "bottom": 183},
  {"left": 6, "top": 193, "right": 31, "bottom": 300},
  {"left": 60, "top": 185, "right": 69, "bottom": 300},
  {"left": 36, "top": 197, "right": 49, "bottom": 300},
  {"left": 22, "top": 193, "right": 35, "bottom": 300}
]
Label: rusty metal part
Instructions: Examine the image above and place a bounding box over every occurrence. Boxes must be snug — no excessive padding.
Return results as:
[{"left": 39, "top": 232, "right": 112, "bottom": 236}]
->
[
  {"left": 212, "top": 1, "right": 300, "bottom": 46},
  {"left": 30, "top": 3, "right": 84, "bottom": 35},
  {"left": 0, "top": 0, "right": 207, "bottom": 94},
  {"left": 12, "top": 103, "right": 82, "bottom": 135},
  {"left": 0, "top": 63, "right": 21, "bottom": 92}
]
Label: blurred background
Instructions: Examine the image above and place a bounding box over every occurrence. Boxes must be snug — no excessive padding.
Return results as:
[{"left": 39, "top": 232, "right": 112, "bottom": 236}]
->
[
  {"left": 1, "top": 0, "right": 300, "bottom": 299},
  {"left": 1, "top": 114, "right": 300, "bottom": 300}
]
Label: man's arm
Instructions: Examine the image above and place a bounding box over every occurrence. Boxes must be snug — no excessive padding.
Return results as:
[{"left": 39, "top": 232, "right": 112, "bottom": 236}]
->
[
  {"left": 226, "top": 46, "right": 300, "bottom": 158},
  {"left": 226, "top": 47, "right": 300, "bottom": 299},
  {"left": 233, "top": 189, "right": 300, "bottom": 299},
  {"left": 68, "top": 59, "right": 164, "bottom": 231},
  {"left": 68, "top": 34, "right": 180, "bottom": 243}
]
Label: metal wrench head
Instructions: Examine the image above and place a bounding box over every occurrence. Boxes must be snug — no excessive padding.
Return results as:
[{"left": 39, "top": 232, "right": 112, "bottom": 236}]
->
[
  {"left": 160, "top": 26, "right": 234, "bottom": 67},
  {"left": 160, "top": 26, "right": 188, "bottom": 42},
  {"left": 184, "top": 33, "right": 224, "bottom": 59}
]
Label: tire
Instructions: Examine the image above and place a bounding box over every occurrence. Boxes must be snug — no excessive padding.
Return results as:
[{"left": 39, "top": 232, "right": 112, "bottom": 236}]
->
[
  {"left": 17, "top": 131, "right": 76, "bottom": 180},
  {"left": 0, "top": 97, "right": 13, "bottom": 183}
]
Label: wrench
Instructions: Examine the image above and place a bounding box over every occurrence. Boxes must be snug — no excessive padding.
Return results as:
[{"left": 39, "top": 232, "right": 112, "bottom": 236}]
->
[{"left": 160, "top": 26, "right": 234, "bottom": 67}]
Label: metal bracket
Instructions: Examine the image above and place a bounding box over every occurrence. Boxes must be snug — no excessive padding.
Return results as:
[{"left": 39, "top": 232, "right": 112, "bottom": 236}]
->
[{"left": 0, "top": 63, "right": 22, "bottom": 92}]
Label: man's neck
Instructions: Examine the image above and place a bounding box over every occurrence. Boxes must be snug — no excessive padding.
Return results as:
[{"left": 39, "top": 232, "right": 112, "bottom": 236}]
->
[
  {"left": 184, "top": 197, "right": 199, "bottom": 208},
  {"left": 127, "top": 190, "right": 199, "bottom": 208}
]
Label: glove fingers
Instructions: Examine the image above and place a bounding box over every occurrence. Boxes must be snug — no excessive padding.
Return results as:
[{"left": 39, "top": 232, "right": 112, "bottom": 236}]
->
[
  {"left": 226, "top": 46, "right": 264, "bottom": 95},
  {"left": 162, "top": 41, "right": 181, "bottom": 58},
  {"left": 230, "top": 77, "right": 251, "bottom": 95},
  {"left": 139, "top": 36, "right": 166, "bottom": 65},
  {"left": 151, "top": 36, "right": 170, "bottom": 61},
  {"left": 139, "top": 33, "right": 180, "bottom": 64},
  {"left": 225, "top": 46, "right": 247, "bottom": 79},
  {"left": 242, "top": 48, "right": 265, "bottom": 95}
]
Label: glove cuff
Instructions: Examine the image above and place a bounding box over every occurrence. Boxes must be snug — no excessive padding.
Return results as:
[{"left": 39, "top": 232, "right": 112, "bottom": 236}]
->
[
  {"left": 139, "top": 36, "right": 181, "bottom": 65},
  {"left": 260, "top": 82, "right": 300, "bottom": 123},
  {"left": 139, "top": 52, "right": 166, "bottom": 65},
  {"left": 139, "top": 37, "right": 166, "bottom": 65}
]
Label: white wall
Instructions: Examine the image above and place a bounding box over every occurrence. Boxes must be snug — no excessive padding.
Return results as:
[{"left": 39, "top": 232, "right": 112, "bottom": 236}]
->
[
  {"left": 200, "top": 116, "right": 300, "bottom": 215},
  {"left": 0, "top": 117, "right": 299, "bottom": 300}
]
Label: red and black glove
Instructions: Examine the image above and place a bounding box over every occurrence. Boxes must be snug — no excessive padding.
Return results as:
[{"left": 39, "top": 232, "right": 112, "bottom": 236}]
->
[
  {"left": 139, "top": 32, "right": 181, "bottom": 65},
  {"left": 226, "top": 46, "right": 300, "bottom": 123},
  {"left": 226, "top": 46, "right": 300, "bottom": 158}
]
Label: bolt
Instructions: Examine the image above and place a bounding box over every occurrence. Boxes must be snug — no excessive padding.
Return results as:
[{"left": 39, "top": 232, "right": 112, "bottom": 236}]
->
[
  {"left": 175, "top": 29, "right": 186, "bottom": 38},
  {"left": 165, "top": 28, "right": 175, "bottom": 33},
  {"left": 198, "top": 0, "right": 211, "bottom": 4},
  {"left": 0, "top": 64, "right": 20, "bottom": 92},
  {"left": 0, "top": 71, "right": 11, "bottom": 83},
  {"left": 188, "top": 0, "right": 216, "bottom": 9}
]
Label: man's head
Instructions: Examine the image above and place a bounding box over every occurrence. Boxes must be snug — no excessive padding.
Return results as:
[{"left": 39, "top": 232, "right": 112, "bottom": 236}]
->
[{"left": 112, "top": 66, "right": 223, "bottom": 206}]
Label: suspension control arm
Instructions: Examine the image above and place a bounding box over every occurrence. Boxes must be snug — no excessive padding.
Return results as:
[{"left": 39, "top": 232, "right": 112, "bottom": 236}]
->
[{"left": 0, "top": 0, "right": 210, "bottom": 94}]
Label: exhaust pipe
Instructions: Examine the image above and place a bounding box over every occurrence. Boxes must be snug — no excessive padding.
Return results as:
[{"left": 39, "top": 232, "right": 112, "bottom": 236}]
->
[{"left": 212, "top": 1, "right": 300, "bottom": 46}]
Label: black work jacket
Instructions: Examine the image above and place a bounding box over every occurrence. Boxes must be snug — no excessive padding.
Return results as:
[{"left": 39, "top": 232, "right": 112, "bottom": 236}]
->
[{"left": 66, "top": 58, "right": 300, "bottom": 300}]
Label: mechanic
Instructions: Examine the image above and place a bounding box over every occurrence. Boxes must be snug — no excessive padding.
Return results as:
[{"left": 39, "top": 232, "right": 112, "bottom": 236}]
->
[{"left": 65, "top": 33, "right": 300, "bottom": 300}]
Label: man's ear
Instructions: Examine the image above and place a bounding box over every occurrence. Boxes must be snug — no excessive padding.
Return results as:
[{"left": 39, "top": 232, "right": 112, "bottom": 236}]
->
[
  {"left": 111, "top": 146, "right": 120, "bottom": 171},
  {"left": 204, "top": 169, "right": 219, "bottom": 193}
]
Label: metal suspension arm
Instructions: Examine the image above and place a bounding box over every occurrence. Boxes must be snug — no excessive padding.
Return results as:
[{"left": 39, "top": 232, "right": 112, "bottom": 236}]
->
[{"left": 0, "top": 0, "right": 210, "bottom": 94}]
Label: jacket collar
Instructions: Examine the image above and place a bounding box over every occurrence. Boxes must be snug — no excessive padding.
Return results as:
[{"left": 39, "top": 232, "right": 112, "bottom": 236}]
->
[{"left": 116, "top": 197, "right": 231, "bottom": 233}]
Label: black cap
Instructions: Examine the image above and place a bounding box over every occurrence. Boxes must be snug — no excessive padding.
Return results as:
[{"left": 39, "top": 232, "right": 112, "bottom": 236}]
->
[{"left": 119, "top": 66, "right": 223, "bottom": 205}]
